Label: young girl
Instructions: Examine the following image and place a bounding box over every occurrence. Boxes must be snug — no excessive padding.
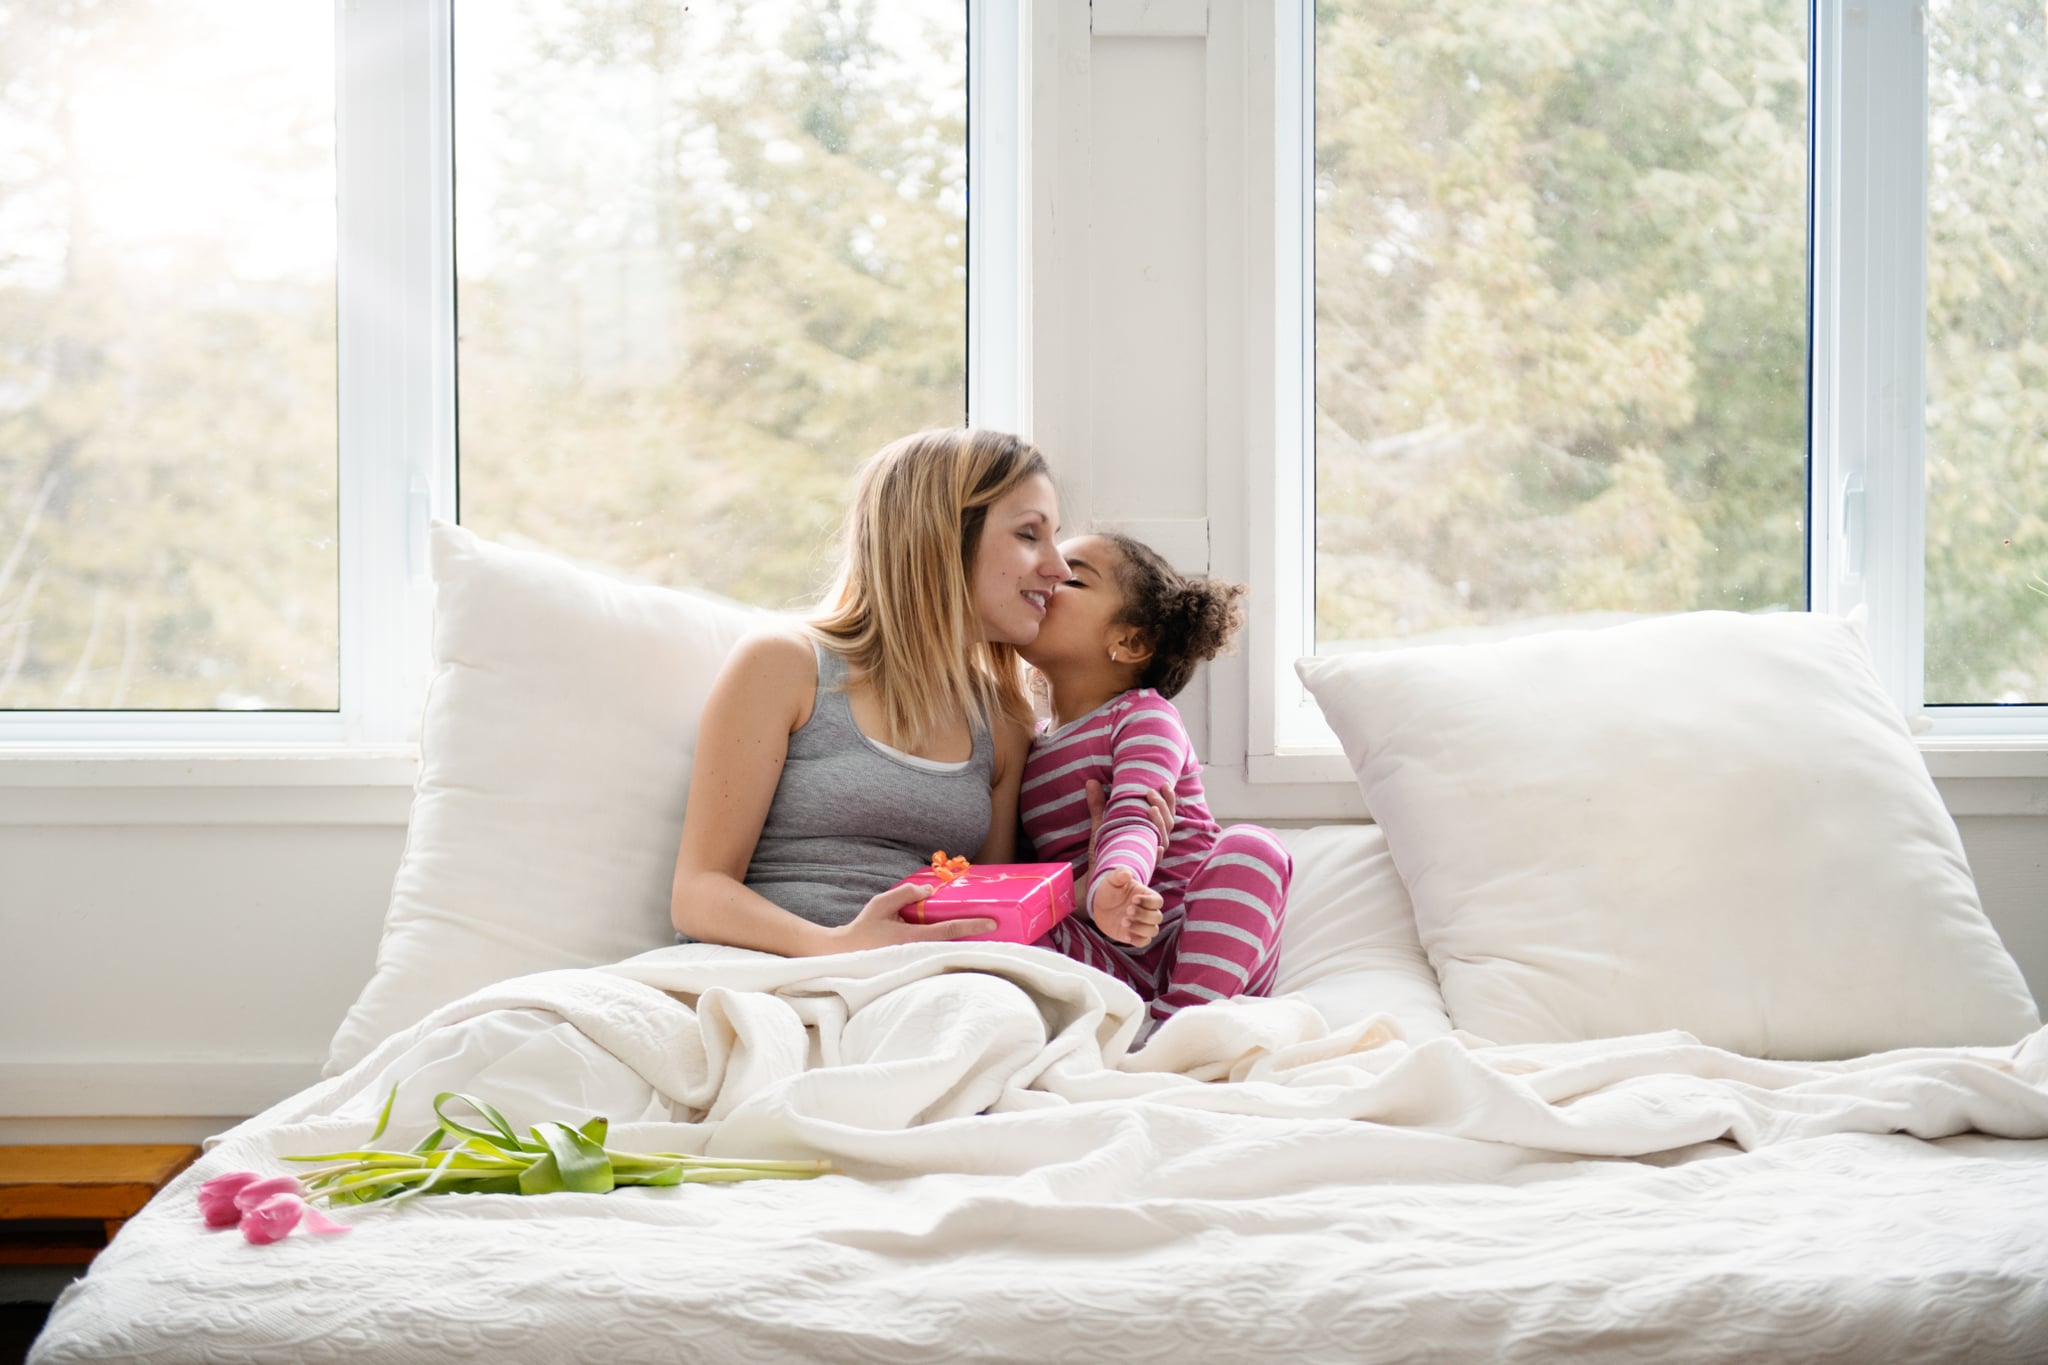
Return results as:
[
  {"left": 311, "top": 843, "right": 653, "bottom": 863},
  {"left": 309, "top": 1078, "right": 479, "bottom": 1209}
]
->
[{"left": 1019, "top": 532, "right": 1293, "bottom": 1033}]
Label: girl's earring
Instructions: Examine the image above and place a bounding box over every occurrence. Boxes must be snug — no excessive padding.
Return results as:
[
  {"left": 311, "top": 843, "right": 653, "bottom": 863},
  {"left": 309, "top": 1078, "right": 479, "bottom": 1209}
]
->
[{"left": 1110, "top": 649, "right": 1119, "bottom": 663}]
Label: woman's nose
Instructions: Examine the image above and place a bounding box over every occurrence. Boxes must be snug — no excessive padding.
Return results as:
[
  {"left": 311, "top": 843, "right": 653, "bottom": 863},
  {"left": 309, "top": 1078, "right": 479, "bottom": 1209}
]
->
[{"left": 1043, "top": 546, "right": 1069, "bottom": 579}]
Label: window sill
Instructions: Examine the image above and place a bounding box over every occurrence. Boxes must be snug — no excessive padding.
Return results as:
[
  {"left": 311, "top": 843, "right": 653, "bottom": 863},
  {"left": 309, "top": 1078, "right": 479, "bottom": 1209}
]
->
[
  {"left": 1229, "top": 737, "right": 2048, "bottom": 820},
  {"left": 0, "top": 746, "right": 419, "bottom": 826},
  {"left": 3, "top": 738, "right": 2044, "bottom": 826},
  {"left": 1917, "top": 737, "right": 2048, "bottom": 779}
]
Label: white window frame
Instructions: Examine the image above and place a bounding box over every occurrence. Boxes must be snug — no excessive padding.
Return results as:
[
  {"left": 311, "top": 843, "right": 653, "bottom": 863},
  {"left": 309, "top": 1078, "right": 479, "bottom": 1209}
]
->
[
  {"left": 969, "top": 0, "right": 1027, "bottom": 437},
  {"left": 0, "top": 0, "right": 449, "bottom": 754},
  {"left": 1243, "top": 0, "right": 2048, "bottom": 795},
  {"left": 0, "top": 0, "right": 1015, "bottom": 768}
]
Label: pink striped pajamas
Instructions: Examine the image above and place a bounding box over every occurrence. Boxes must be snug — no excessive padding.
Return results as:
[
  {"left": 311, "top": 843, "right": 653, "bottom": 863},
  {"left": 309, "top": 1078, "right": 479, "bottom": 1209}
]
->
[{"left": 1021, "top": 689, "right": 1292, "bottom": 1028}]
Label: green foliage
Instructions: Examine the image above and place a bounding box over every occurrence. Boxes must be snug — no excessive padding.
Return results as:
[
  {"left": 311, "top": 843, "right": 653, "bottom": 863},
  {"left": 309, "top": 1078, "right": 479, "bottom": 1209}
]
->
[
  {"left": 0, "top": 0, "right": 965, "bottom": 708},
  {"left": 455, "top": 0, "right": 967, "bottom": 611},
  {"left": 1314, "top": 0, "right": 2047, "bottom": 702},
  {"left": 0, "top": 1, "right": 337, "bottom": 708},
  {"left": 0, "top": 0, "right": 2040, "bottom": 710},
  {"left": 1314, "top": 0, "right": 1809, "bottom": 646},
  {"left": 1923, "top": 0, "right": 2048, "bottom": 701}
]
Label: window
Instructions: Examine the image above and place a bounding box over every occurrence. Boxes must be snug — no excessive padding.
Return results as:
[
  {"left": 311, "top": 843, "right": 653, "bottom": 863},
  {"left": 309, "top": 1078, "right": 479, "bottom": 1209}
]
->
[
  {"left": 1260, "top": 0, "right": 2044, "bottom": 764},
  {"left": 0, "top": 3, "right": 338, "bottom": 718},
  {"left": 1313, "top": 0, "right": 1808, "bottom": 648},
  {"left": 455, "top": 2, "right": 971, "bottom": 605},
  {"left": 0, "top": 0, "right": 1007, "bottom": 746},
  {"left": 1924, "top": 0, "right": 2048, "bottom": 706}
]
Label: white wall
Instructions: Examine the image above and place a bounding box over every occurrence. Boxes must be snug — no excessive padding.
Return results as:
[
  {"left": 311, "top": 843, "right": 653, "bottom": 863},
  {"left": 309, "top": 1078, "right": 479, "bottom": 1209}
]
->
[
  {"left": 1, "top": 776, "right": 408, "bottom": 1143},
  {"left": 2, "top": 1, "right": 2044, "bottom": 1143}
]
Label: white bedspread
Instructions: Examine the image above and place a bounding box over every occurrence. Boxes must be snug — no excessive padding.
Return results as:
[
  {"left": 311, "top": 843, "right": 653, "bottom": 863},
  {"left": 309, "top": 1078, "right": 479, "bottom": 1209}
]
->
[{"left": 33, "top": 943, "right": 2048, "bottom": 1364}]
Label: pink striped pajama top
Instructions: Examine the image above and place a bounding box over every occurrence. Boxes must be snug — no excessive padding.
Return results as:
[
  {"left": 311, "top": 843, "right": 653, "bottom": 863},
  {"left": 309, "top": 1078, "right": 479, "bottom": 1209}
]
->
[{"left": 1020, "top": 689, "right": 1220, "bottom": 922}]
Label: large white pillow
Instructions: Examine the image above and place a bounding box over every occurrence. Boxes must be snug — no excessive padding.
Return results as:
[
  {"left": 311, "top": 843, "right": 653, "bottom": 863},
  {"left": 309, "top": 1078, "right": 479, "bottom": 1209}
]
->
[
  {"left": 1269, "top": 825, "right": 1453, "bottom": 1041},
  {"left": 324, "top": 522, "right": 759, "bottom": 1075},
  {"left": 1296, "top": 609, "right": 2041, "bottom": 1060}
]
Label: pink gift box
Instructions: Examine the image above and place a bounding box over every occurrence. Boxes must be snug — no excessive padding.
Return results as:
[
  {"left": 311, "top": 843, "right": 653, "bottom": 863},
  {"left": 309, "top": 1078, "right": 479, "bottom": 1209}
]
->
[{"left": 894, "top": 862, "right": 1077, "bottom": 944}]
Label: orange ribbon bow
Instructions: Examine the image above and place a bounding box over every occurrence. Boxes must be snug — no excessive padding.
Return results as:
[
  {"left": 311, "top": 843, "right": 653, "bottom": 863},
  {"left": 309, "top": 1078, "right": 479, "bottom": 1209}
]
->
[{"left": 928, "top": 851, "right": 971, "bottom": 884}]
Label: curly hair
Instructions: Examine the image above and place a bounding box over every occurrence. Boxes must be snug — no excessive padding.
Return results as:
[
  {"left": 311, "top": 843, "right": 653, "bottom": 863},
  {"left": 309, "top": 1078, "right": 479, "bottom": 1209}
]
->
[{"left": 1099, "top": 532, "right": 1247, "bottom": 699}]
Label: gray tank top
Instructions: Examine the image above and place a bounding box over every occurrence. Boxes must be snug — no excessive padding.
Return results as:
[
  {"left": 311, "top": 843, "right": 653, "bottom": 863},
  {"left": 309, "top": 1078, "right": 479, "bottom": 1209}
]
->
[{"left": 680, "top": 641, "right": 996, "bottom": 941}]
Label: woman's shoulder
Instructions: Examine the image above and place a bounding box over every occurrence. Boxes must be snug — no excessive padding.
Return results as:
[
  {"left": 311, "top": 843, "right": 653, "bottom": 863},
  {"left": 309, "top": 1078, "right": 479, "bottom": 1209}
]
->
[
  {"left": 681, "top": 626, "right": 823, "bottom": 748},
  {"left": 724, "top": 625, "right": 819, "bottom": 677},
  {"left": 713, "top": 628, "right": 825, "bottom": 728}
]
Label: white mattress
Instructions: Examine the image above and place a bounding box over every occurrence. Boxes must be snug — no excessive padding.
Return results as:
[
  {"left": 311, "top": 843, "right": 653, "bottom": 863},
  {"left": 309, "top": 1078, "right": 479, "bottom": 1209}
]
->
[
  {"left": 33, "top": 1131, "right": 2048, "bottom": 1363},
  {"left": 31, "top": 942, "right": 2048, "bottom": 1363}
]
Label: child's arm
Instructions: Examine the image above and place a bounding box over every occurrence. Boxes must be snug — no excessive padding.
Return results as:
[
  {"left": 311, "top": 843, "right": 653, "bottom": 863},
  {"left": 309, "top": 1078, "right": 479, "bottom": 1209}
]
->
[
  {"left": 1086, "top": 697, "right": 1192, "bottom": 927},
  {"left": 1083, "top": 777, "right": 1173, "bottom": 948}
]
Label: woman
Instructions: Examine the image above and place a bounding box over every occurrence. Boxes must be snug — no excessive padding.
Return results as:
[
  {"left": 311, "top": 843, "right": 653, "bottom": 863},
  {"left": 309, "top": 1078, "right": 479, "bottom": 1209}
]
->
[{"left": 672, "top": 427, "right": 1154, "bottom": 953}]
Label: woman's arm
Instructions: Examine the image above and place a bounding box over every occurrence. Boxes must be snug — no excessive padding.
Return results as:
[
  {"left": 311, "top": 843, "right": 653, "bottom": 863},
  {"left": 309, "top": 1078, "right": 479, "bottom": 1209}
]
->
[
  {"left": 974, "top": 713, "right": 1034, "bottom": 864},
  {"left": 672, "top": 632, "right": 996, "bottom": 953},
  {"left": 671, "top": 631, "right": 842, "bottom": 955}
]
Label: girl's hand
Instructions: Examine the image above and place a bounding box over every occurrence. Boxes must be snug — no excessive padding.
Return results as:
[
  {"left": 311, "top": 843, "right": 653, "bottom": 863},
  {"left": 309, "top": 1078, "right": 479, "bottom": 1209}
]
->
[
  {"left": 1090, "top": 868, "right": 1165, "bottom": 949},
  {"left": 830, "top": 882, "right": 997, "bottom": 951}
]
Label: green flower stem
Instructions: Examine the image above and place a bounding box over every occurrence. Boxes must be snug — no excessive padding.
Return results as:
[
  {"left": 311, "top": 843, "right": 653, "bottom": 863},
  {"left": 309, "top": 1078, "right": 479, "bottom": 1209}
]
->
[
  {"left": 668, "top": 1167, "right": 833, "bottom": 1184},
  {"left": 278, "top": 1090, "right": 838, "bottom": 1208},
  {"left": 618, "top": 1153, "right": 833, "bottom": 1174}
]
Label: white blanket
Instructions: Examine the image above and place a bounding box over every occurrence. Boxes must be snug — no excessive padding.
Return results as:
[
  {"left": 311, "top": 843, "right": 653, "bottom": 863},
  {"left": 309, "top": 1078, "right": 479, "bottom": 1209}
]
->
[
  {"left": 269, "top": 941, "right": 2048, "bottom": 1165},
  {"left": 33, "top": 943, "right": 2048, "bottom": 1365}
]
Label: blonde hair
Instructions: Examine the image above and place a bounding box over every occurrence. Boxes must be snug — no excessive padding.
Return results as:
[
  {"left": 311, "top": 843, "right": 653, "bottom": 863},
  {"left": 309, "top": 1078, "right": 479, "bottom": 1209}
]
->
[{"left": 810, "top": 427, "right": 1052, "bottom": 749}]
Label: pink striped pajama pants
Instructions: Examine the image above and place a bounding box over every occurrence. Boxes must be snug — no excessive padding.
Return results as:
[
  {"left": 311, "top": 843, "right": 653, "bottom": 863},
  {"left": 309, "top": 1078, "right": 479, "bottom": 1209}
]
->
[{"left": 1035, "top": 824, "right": 1293, "bottom": 1028}]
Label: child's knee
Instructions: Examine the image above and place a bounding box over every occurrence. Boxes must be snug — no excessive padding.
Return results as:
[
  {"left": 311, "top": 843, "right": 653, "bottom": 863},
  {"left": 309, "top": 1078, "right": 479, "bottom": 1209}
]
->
[{"left": 1213, "top": 825, "right": 1292, "bottom": 892}]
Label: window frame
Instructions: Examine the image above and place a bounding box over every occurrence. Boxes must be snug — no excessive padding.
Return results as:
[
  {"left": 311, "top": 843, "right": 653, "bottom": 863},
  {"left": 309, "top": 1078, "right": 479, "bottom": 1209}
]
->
[
  {"left": 0, "top": 0, "right": 1013, "bottom": 757},
  {"left": 0, "top": 0, "right": 446, "bottom": 751},
  {"left": 1242, "top": 0, "right": 2048, "bottom": 795}
]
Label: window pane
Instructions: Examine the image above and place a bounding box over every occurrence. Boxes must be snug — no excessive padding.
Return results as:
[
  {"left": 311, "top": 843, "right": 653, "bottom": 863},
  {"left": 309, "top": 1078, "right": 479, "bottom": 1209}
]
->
[
  {"left": 1313, "top": 1, "right": 1808, "bottom": 651},
  {"left": 0, "top": 3, "right": 338, "bottom": 710},
  {"left": 455, "top": 1, "right": 967, "bottom": 607},
  {"left": 1925, "top": 0, "right": 2048, "bottom": 706}
]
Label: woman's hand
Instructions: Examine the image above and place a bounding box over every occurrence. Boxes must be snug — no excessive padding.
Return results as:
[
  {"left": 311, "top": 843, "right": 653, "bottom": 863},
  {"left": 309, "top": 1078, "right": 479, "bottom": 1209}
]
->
[
  {"left": 829, "top": 882, "right": 997, "bottom": 951},
  {"left": 1083, "top": 779, "right": 1175, "bottom": 870},
  {"left": 1090, "top": 868, "right": 1166, "bottom": 948}
]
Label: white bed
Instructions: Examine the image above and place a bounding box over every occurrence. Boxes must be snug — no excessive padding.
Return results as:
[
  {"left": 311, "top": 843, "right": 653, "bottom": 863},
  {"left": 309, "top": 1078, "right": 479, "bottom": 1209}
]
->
[
  {"left": 30, "top": 528, "right": 2048, "bottom": 1363},
  {"left": 30, "top": 826, "right": 2048, "bottom": 1365}
]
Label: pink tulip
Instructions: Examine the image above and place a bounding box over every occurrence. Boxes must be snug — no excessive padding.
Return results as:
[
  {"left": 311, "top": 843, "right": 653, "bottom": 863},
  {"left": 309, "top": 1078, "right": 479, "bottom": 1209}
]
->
[
  {"left": 297, "top": 1204, "right": 352, "bottom": 1237},
  {"left": 232, "top": 1175, "right": 303, "bottom": 1213},
  {"left": 241, "top": 1193, "right": 351, "bottom": 1245},
  {"left": 198, "top": 1171, "right": 263, "bottom": 1228},
  {"left": 200, "top": 1168, "right": 353, "bottom": 1244},
  {"left": 240, "top": 1193, "right": 305, "bottom": 1245}
]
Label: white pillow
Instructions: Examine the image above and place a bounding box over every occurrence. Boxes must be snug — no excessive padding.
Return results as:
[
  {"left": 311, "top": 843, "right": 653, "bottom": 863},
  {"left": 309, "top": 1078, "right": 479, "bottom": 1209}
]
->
[
  {"left": 1269, "top": 825, "right": 1453, "bottom": 1041},
  {"left": 324, "top": 522, "right": 759, "bottom": 1075},
  {"left": 1296, "top": 609, "right": 2041, "bottom": 1060}
]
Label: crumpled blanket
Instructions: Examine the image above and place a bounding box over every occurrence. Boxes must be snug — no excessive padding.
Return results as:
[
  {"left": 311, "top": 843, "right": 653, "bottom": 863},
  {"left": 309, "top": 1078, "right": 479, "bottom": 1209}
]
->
[{"left": 238, "top": 941, "right": 2048, "bottom": 1182}]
